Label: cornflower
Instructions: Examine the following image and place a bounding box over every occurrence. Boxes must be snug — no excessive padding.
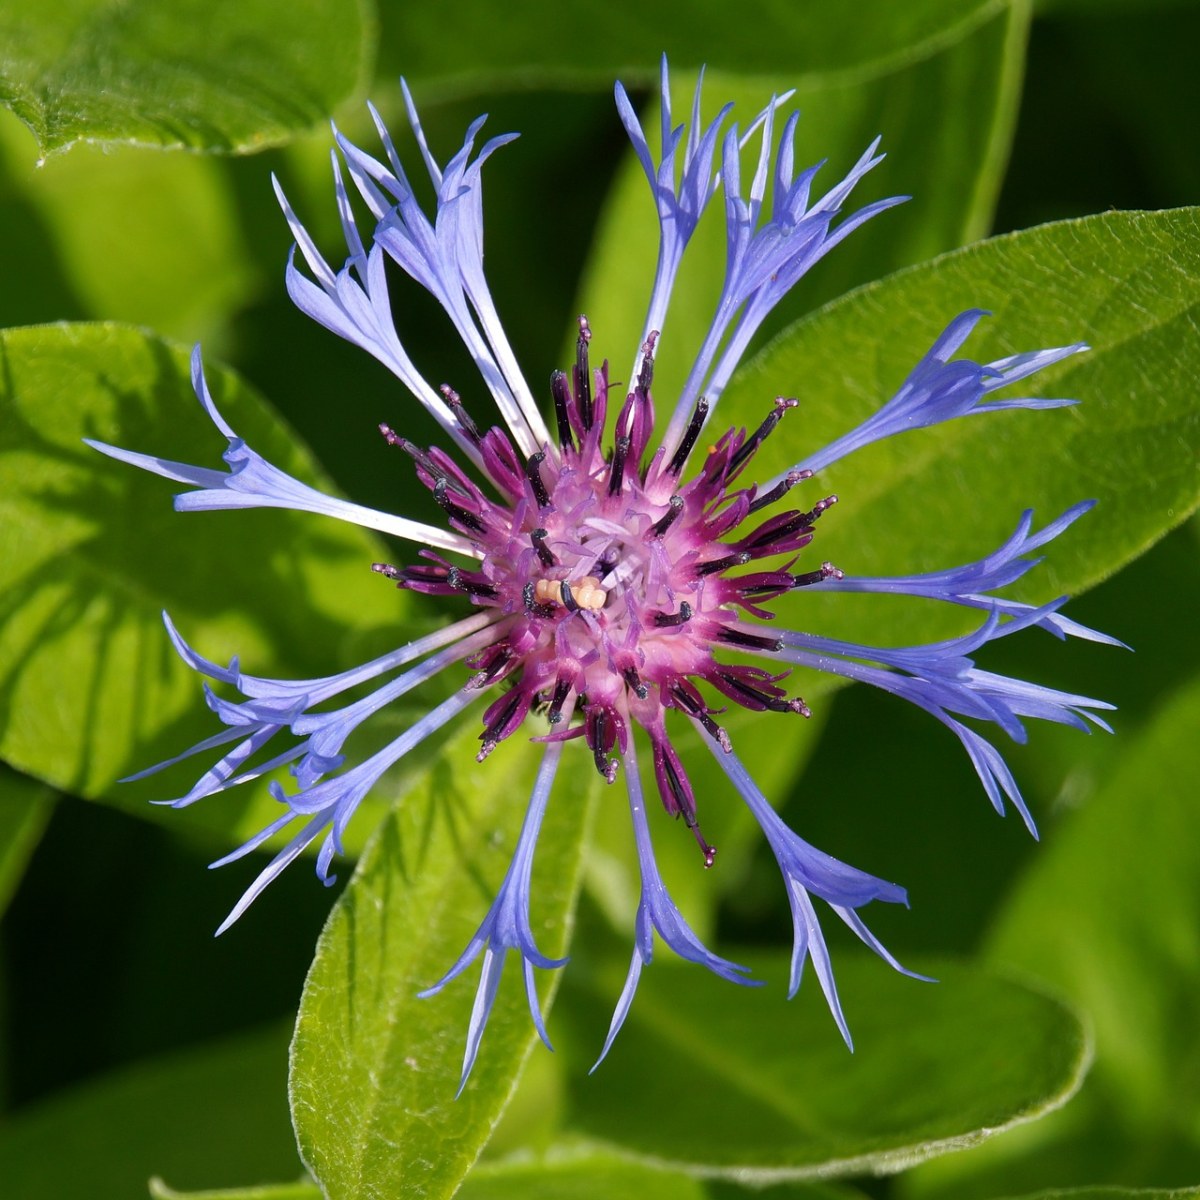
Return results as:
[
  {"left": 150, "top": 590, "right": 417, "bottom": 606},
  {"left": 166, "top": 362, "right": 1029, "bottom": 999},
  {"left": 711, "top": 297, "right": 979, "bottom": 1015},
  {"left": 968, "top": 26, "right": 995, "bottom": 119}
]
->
[{"left": 89, "top": 59, "right": 1114, "bottom": 1089}]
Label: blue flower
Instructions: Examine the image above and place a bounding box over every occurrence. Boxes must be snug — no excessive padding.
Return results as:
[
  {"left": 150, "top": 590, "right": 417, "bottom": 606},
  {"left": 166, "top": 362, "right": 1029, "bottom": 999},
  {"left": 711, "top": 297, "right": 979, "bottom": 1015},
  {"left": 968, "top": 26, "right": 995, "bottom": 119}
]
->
[{"left": 89, "top": 57, "right": 1111, "bottom": 1088}]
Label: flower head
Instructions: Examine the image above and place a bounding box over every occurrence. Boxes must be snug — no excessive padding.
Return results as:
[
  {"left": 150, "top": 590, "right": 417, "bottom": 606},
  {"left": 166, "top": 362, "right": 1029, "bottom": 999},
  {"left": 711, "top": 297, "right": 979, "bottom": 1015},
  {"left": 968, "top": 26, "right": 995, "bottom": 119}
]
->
[{"left": 89, "top": 58, "right": 1109, "bottom": 1088}]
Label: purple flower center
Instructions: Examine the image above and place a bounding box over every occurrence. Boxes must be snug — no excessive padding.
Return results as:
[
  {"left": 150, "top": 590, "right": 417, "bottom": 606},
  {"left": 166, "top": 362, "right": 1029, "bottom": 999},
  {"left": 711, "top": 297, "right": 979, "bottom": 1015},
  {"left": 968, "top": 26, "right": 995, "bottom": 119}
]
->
[{"left": 374, "top": 318, "right": 838, "bottom": 866}]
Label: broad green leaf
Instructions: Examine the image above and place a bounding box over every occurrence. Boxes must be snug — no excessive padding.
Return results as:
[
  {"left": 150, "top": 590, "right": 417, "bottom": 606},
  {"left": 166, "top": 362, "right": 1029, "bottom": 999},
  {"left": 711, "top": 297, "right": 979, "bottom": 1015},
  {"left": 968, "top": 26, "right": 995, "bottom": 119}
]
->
[
  {"left": 290, "top": 719, "right": 599, "bottom": 1200},
  {"left": 0, "top": 0, "right": 370, "bottom": 157},
  {"left": 145, "top": 1157, "right": 868, "bottom": 1200},
  {"left": 150, "top": 1184, "right": 319, "bottom": 1200},
  {"left": 899, "top": 671, "right": 1200, "bottom": 1198},
  {"left": 559, "top": 954, "right": 1087, "bottom": 1180},
  {"left": 0, "top": 322, "right": 404, "bottom": 851},
  {"left": 575, "top": 3, "right": 1028, "bottom": 430},
  {"left": 0, "top": 1022, "right": 301, "bottom": 1200},
  {"left": 0, "top": 765, "right": 54, "bottom": 916},
  {"left": 718, "top": 207, "right": 1200, "bottom": 654},
  {"left": 385, "top": 0, "right": 1010, "bottom": 96},
  {"left": 460, "top": 1152, "right": 866, "bottom": 1200},
  {"left": 995, "top": 1191, "right": 1200, "bottom": 1200},
  {"left": 0, "top": 108, "right": 260, "bottom": 342}
]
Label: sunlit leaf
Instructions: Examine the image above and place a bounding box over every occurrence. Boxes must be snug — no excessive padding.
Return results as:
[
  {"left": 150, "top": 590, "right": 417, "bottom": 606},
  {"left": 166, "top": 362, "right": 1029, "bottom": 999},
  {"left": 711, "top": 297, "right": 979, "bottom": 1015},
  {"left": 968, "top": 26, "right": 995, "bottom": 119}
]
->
[
  {"left": 290, "top": 721, "right": 599, "bottom": 1200},
  {"left": 0, "top": 0, "right": 370, "bottom": 157},
  {"left": 144, "top": 1155, "right": 870, "bottom": 1200},
  {"left": 461, "top": 1152, "right": 866, "bottom": 1199},
  {"left": 716, "top": 207, "right": 1200, "bottom": 654},
  {"left": 149, "top": 1182, "right": 319, "bottom": 1200},
  {"left": 0, "top": 322, "right": 401, "bottom": 851}
]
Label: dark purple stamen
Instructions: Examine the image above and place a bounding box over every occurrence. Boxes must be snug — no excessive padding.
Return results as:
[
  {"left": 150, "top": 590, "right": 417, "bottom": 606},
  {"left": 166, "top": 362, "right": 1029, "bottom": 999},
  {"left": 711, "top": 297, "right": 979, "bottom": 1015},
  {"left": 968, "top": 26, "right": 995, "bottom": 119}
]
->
[
  {"left": 385, "top": 432, "right": 445, "bottom": 483},
  {"left": 798, "top": 495, "right": 838, "bottom": 524},
  {"left": 466, "top": 644, "right": 513, "bottom": 690},
  {"left": 559, "top": 581, "right": 580, "bottom": 613},
  {"left": 669, "top": 683, "right": 730, "bottom": 751},
  {"left": 622, "top": 664, "right": 649, "bottom": 699},
  {"left": 714, "top": 670, "right": 805, "bottom": 714},
  {"left": 653, "top": 601, "right": 693, "bottom": 628},
  {"left": 747, "top": 468, "right": 812, "bottom": 514},
  {"left": 380, "top": 563, "right": 450, "bottom": 591},
  {"left": 522, "top": 581, "right": 556, "bottom": 618},
  {"left": 791, "top": 561, "right": 843, "bottom": 588},
  {"left": 439, "top": 384, "right": 483, "bottom": 446},
  {"left": 667, "top": 397, "right": 709, "bottom": 475},
  {"left": 550, "top": 370, "right": 575, "bottom": 451},
  {"left": 608, "top": 435, "right": 631, "bottom": 495},
  {"left": 696, "top": 550, "right": 752, "bottom": 577},
  {"left": 739, "top": 510, "right": 816, "bottom": 553},
  {"left": 478, "top": 689, "right": 526, "bottom": 760},
  {"left": 727, "top": 397, "right": 798, "bottom": 477},
  {"left": 433, "top": 477, "right": 485, "bottom": 534},
  {"left": 447, "top": 567, "right": 499, "bottom": 599},
  {"left": 682, "top": 808, "right": 717, "bottom": 869},
  {"left": 648, "top": 494, "right": 684, "bottom": 539},
  {"left": 716, "top": 626, "right": 783, "bottom": 652},
  {"left": 733, "top": 571, "right": 794, "bottom": 600},
  {"left": 523, "top": 451, "right": 551, "bottom": 509},
  {"left": 589, "top": 708, "right": 618, "bottom": 783},
  {"left": 530, "top": 528, "right": 556, "bottom": 566},
  {"left": 547, "top": 676, "right": 573, "bottom": 724},
  {"left": 637, "top": 334, "right": 657, "bottom": 392},
  {"left": 574, "top": 317, "right": 594, "bottom": 430},
  {"left": 659, "top": 747, "right": 689, "bottom": 809}
]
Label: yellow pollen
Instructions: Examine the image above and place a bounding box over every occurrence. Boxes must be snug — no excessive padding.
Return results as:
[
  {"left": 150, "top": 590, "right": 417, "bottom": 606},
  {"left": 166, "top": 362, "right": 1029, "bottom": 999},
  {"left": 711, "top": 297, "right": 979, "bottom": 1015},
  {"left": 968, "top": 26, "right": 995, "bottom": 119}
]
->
[{"left": 534, "top": 575, "right": 607, "bottom": 611}]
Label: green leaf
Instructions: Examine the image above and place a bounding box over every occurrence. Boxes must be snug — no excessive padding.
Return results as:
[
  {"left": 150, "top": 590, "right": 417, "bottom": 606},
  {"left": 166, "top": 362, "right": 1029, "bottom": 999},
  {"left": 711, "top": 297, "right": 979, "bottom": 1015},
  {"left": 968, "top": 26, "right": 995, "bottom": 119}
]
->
[
  {"left": 385, "top": 0, "right": 1012, "bottom": 96},
  {"left": 719, "top": 207, "right": 1200, "bottom": 653},
  {"left": 0, "top": 109, "right": 260, "bottom": 342},
  {"left": 559, "top": 954, "right": 1088, "bottom": 1180},
  {"left": 0, "top": 1023, "right": 302, "bottom": 1200},
  {"left": 902, "top": 671, "right": 1200, "bottom": 1198},
  {"left": 290, "top": 719, "right": 599, "bottom": 1200},
  {"left": 459, "top": 1152, "right": 865, "bottom": 1200},
  {"left": 0, "top": 322, "right": 401, "bottom": 851},
  {"left": 993, "top": 1190, "right": 1200, "bottom": 1200},
  {"left": 0, "top": 765, "right": 53, "bottom": 915},
  {"left": 993, "top": 676, "right": 1200, "bottom": 1123},
  {"left": 144, "top": 1155, "right": 869, "bottom": 1200},
  {"left": 0, "top": 0, "right": 370, "bottom": 157},
  {"left": 574, "top": 2, "right": 1028, "bottom": 426},
  {"left": 150, "top": 1183, "right": 320, "bottom": 1200}
]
